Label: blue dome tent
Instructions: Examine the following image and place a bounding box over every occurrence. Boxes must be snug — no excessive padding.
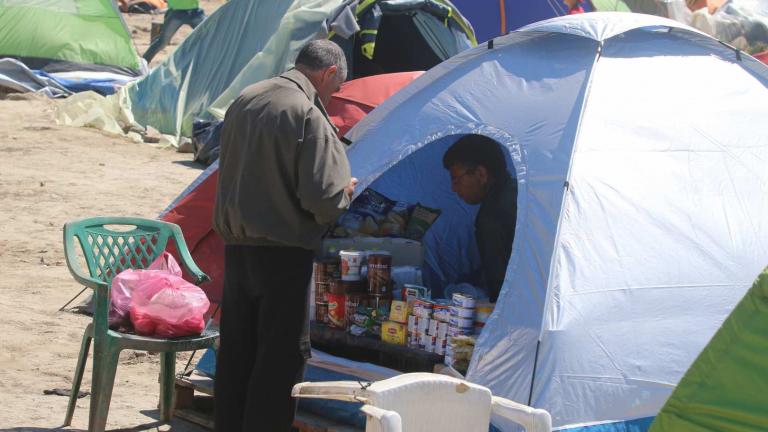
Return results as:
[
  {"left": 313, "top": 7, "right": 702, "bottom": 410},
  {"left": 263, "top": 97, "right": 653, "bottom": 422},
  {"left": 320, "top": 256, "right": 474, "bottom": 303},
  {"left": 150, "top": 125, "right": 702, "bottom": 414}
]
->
[{"left": 343, "top": 12, "right": 768, "bottom": 430}]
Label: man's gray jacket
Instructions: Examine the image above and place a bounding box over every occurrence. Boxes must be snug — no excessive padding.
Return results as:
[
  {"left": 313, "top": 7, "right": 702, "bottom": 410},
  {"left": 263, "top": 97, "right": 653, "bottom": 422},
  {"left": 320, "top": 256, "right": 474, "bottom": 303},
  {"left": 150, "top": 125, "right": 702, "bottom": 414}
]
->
[{"left": 213, "top": 69, "right": 352, "bottom": 250}]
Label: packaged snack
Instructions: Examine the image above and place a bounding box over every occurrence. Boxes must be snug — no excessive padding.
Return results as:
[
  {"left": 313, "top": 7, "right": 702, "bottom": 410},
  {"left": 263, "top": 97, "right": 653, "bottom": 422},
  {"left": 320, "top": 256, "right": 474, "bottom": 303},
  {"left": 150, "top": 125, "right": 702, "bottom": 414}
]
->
[
  {"left": 404, "top": 204, "right": 441, "bottom": 240},
  {"left": 336, "top": 189, "right": 396, "bottom": 236},
  {"left": 379, "top": 201, "right": 411, "bottom": 237}
]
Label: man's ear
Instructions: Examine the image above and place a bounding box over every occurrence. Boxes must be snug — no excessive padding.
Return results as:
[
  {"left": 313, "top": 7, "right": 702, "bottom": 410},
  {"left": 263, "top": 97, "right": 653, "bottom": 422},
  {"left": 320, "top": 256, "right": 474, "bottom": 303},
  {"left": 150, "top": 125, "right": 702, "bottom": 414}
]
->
[{"left": 323, "top": 65, "right": 338, "bottom": 83}]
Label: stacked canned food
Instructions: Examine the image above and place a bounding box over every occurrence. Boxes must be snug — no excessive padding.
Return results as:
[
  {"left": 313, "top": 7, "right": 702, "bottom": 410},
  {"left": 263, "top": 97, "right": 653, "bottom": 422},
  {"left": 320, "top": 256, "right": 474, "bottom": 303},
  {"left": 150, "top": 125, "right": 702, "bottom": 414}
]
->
[
  {"left": 315, "top": 250, "right": 394, "bottom": 332},
  {"left": 443, "top": 293, "right": 477, "bottom": 364},
  {"left": 313, "top": 257, "right": 340, "bottom": 325},
  {"left": 404, "top": 298, "right": 448, "bottom": 354}
]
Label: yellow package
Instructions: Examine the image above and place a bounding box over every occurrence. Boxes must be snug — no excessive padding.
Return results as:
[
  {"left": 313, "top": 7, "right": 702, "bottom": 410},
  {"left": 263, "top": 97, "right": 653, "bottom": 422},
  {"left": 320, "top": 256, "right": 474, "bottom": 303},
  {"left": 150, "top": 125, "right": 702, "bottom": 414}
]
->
[
  {"left": 381, "top": 321, "right": 407, "bottom": 345},
  {"left": 389, "top": 300, "right": 408, "bottom": 323}
]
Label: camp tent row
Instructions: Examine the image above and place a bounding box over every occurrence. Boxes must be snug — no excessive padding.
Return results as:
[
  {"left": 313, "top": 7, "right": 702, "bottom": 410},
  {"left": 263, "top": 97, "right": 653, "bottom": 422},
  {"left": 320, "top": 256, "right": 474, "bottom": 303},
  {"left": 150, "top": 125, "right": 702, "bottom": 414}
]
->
[{"left": 124, "top": 0, "right": 475, "bottom": 140}]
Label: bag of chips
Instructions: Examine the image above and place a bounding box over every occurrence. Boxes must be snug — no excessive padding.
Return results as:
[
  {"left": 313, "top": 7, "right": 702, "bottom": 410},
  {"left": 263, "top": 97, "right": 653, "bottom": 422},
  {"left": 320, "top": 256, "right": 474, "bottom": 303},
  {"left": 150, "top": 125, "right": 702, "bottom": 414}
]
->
[{"left": 404, "top": 203, "right": 441, "bottom": 240}]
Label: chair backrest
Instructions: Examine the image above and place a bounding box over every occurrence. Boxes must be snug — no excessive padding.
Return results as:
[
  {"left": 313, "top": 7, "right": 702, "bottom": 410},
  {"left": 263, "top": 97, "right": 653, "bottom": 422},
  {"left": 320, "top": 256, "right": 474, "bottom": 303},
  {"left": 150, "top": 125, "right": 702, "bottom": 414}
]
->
[
  {"left": 364, "top": 373, "right": 493, "bottom": 432},
  {"left": 64, "top": 217, "right": 176, "bottom": 285}
]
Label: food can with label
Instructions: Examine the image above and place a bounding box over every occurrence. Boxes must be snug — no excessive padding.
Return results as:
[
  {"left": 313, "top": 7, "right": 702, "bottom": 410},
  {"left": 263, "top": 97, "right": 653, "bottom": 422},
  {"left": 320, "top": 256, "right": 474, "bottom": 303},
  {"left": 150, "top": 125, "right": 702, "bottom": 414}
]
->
[
  {"left": 412, "top": 299, "right": 434, "bottom": 319},
  {"left": 420, "top": 333, "right": 436, "bottom": 352},
  {"left": 367, "top": 252, "right": 392, "bottom": 296},
  {"left": 432, "top": 300, "right": 452, "bottom": 323},
  {"left": 315, "top": 302, "right": 329, "bottom": 324},
  {"left": 436, "top": 322, "right": 449, "bottom": 339},
  {"left": 450, "top": 306, "right": 476, "bottom": 319},
  {"left": 449, "top": 316, "right": 474, "bottom": 328},
  {"left": 315, "top": 282, "right": 330, "bottom": 303},
  {"left": 407, "top": 315, "right": 417, "bottom": 333},
  {"left": 345, "top": 293, "right": 366, "bottom": 323},
  {"left": 314, "top": 257, "right": 340, "bottom": 283},
  {"left": 447, "top": 325, "right": 474, "bottom": 337},
  {"left": 428, "top": 318, "right": 439, "bottom": 336},
  {"left": 339, "top": 250, "right": 364, "bottom": 281},
  {"left": 327, "top": 293, "right": 347, "bottom": 329},
  {"left": 452, "top": 293, "right": 476, "bottom": 309},
  {"left": 417, "top": 316, "right": 431, "bottom": 334}
]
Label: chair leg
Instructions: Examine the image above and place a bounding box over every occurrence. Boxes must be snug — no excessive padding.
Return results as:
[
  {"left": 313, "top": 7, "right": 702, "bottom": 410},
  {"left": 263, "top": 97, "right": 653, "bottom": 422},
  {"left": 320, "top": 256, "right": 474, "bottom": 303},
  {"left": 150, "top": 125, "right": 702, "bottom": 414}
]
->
[
  {"left": 88, "top": 346, "right": 120, "bottom": 432},
  {"left": 159, "top": 352, "right": 176, "bottom": 422},
  {"left": 64, "top": 331, "right": 92, "bottom": 426}
]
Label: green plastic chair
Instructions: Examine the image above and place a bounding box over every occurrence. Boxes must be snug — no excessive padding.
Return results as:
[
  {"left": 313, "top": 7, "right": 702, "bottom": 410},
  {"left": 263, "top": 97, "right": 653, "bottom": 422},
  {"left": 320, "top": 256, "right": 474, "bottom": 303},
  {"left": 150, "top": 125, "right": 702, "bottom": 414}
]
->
[{"left": 62, "top": 216, "right": 218, "bottom": 431}]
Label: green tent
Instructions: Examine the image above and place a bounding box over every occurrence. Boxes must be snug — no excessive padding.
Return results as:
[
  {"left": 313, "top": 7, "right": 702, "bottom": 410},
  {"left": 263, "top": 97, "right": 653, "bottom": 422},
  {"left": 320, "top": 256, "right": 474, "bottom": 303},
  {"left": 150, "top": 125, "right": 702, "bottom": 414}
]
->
[
  {"left": 0, "top": 0, "right": 142, "bottom": 76},
  {"left": 650, "top": 266, "right": 768, "bottom": 432}
]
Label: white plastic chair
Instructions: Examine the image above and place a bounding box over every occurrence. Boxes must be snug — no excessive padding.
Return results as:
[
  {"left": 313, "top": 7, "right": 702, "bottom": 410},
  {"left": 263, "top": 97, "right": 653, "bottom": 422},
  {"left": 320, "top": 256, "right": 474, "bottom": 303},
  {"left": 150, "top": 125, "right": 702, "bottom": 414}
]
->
[{"left": 292, "top": 372, "right": 552, "bottom": 432}]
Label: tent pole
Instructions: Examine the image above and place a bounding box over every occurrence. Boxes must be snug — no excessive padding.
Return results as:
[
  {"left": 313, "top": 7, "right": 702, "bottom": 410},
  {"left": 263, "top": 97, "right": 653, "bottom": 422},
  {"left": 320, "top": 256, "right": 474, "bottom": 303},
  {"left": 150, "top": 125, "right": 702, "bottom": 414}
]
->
[
  {"left": 527, "top": 340, "right": 541, "bottom": 406},
  {"left": 498, "top": 0, "right": 507, "bottom": 35}
]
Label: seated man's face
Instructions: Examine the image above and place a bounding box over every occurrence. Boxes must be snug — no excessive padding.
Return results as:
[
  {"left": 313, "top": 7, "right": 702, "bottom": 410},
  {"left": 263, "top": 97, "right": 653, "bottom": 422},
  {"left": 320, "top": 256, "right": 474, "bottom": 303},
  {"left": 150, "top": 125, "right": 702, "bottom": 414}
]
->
[{"left": 449, "top": 163, "right": 489, "bottom": 205}]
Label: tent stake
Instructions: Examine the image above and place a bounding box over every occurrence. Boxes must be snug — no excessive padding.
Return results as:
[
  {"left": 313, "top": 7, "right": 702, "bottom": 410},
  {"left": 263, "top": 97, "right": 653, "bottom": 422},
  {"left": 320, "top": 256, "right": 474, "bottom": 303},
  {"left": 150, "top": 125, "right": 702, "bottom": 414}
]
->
[{"left": 59, "top": 287, "right": 88, "bottom": 311}]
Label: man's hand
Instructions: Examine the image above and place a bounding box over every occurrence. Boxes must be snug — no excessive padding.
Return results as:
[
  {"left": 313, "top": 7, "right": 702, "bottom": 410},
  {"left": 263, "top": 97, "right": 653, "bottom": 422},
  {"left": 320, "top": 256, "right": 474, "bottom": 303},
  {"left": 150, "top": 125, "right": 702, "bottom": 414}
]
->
[{"left": 345, "top": 177, "right": 358, "bottom": 199}]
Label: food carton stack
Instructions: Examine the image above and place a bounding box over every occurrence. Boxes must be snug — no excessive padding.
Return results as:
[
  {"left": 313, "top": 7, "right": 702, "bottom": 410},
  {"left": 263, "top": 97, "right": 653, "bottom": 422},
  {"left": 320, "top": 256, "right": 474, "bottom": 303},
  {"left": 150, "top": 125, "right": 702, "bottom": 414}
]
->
[{"left": 448, "top": 293, "right": 476, "bottom": 338}]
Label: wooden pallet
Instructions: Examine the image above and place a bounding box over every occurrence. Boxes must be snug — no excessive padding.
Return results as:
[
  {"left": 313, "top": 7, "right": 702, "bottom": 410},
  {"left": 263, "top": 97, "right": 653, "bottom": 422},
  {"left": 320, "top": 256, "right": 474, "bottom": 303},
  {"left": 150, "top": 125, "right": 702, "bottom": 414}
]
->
[{"left": 174, "top": 372, "right": 360, "bottom": 432}]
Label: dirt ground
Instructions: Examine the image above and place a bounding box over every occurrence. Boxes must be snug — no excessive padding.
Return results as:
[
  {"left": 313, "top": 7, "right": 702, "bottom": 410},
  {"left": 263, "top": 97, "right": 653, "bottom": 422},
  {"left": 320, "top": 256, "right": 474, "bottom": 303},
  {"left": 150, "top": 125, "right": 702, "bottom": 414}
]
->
[{"left": 0, "top": 1, "right": 223, "bottom": 430}]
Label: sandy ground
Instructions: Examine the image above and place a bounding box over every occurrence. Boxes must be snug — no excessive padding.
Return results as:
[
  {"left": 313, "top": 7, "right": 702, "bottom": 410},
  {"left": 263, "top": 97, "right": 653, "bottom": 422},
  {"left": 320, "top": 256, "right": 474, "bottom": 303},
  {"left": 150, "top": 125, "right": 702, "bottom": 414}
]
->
[{"left": 0, "top": 2, "right": 223, "bottom": 430}]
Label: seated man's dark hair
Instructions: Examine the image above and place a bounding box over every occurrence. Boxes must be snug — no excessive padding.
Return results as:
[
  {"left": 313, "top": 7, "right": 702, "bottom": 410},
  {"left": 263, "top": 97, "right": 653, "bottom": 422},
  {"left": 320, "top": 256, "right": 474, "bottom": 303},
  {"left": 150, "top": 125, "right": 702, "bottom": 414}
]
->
[{"left": 442, "top": 134, "right": 508, "bottom": 181}]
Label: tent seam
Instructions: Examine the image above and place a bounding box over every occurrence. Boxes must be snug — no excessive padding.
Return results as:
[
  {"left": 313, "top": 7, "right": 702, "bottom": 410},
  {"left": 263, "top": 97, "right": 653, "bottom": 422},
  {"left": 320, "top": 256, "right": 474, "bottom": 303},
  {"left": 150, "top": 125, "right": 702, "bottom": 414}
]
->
[{"left": 528, "top": 37, "right": 604, "bottom": 407}]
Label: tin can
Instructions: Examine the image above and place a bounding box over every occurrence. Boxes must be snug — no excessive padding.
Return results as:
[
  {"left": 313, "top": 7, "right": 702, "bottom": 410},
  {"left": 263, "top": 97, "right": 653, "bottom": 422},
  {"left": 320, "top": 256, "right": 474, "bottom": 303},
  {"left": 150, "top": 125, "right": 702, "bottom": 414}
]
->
[
  {"left": 452, "top": 293, "right": 477, "bottom": 309},
  {"left": 412, "top": 299, "right": 434, "bottom": 319},
  {"left": 420, "top": 333, "right": 436, "bottom": 352},
  {"left": 346, "top": 293, "right": 365, "bottom": 323},
  {"left": 339, "top": 250, "right": 364, "bottom": 281},
  {"left": 407, "top": 315, "right": 417, "bottom": 333},
  {"left": 435, "top": 343, "right": 446, "bottom": 356},
  {"left": 447, "top": 325, "right": 474, "bottom": 337},
  {"left": 315, "top": 302, "right": 329, "bottom": 324},
  {"left": 327, "top": 293, "right": 346, "bottom": 329},
  {"left": 367, "top": 252, "right": 392, "bottom": 296},
  {"left": 314, "top": 257, "right": 341, "bottom": 283},
  {"left": 432, "top": 301, "right": 452, "bottom": 323},
  {"left": 450, "top": 306, "right": 476, "bottom": 319},
  {"left": 428, "top": 318, "right": 439, "bottom": 337},
  {"left": 436, "top": 321, "right": 449, "bottom": 339},
  {"left": 315, "top": 282, "right": 330, "bottom": 303},
  {"left": 417, "top": 316, "right": 431, "bottom": 334},
  {"left": 449, "top": 316, "right": 474, "bottom": 328}
]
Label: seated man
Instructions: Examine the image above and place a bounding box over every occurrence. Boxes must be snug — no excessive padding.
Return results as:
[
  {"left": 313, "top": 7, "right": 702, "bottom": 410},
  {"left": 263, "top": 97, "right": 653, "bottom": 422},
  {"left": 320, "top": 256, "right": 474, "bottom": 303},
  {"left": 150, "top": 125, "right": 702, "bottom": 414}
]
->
[{"left": 443, "top": 134, "right": 517, "bottom": 302}]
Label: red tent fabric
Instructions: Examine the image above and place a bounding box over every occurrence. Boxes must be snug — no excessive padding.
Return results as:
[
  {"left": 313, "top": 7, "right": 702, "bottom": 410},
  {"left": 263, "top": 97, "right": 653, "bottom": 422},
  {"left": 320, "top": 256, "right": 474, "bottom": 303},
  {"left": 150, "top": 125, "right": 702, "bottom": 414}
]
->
[
  {"left": 162, "top": 71, "right": 422, "bottom": 304},
  {"left": 754, "top": 50, "right": 768, "bottom": 65}
]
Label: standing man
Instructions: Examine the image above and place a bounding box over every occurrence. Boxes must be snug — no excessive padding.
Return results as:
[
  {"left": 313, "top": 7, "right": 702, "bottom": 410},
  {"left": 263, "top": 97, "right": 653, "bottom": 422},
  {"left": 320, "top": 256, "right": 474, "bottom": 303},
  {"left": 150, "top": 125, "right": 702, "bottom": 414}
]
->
[
  {"left": 213, "top": 40, "right": 356, "bottom": 431},
  {"left": 143, "top": 0, "right": 205, "bottom": 63},
  {"left": 443, "top": 134, "right": 517, "bottom": 302}
]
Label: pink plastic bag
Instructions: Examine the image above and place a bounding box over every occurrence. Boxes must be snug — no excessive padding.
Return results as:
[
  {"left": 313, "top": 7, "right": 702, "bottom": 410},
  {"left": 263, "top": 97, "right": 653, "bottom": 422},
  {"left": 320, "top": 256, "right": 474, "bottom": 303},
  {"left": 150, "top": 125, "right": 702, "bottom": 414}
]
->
[
  {"left": 109, "top": 252, "right": 183, "bottom": 328},
  {"left": 129, "top": 273, "right": 210, "bottom": 338}
]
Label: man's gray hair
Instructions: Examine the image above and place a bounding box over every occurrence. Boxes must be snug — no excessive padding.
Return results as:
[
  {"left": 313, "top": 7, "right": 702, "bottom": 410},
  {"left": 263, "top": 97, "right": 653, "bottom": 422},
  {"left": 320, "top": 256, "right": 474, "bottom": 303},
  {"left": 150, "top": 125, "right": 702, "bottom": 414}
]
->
[{"left": 295, "top": 39, "right": 347, "bottom": 81}]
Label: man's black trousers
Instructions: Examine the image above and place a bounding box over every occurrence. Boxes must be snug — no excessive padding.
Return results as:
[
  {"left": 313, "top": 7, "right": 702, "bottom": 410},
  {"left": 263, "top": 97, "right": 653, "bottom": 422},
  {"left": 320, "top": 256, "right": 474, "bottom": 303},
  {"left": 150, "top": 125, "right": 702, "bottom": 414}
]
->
[{"left": 214, "top": 244, "right": 313, "bottom": 432}]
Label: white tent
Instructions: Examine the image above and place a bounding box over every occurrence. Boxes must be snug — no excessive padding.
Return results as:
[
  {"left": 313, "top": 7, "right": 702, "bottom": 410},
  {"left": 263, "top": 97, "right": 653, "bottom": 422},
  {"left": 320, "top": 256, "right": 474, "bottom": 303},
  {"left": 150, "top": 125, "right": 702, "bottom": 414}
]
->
[{"left": 343, "top": 12, "right": 768, "bottom": 430}]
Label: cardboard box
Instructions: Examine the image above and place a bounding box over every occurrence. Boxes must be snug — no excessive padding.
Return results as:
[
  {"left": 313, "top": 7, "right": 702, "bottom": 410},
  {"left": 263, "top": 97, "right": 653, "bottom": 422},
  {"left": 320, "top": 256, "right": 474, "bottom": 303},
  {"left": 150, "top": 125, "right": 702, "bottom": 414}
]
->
[
  {"left": 388, "top": 300, "right": 408, "bottom": 323},
  {"left": 381, "top": 321, "right": 407, "bottom": 345}
]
